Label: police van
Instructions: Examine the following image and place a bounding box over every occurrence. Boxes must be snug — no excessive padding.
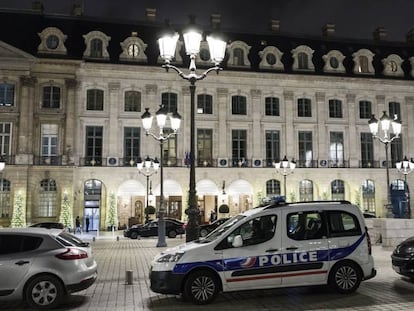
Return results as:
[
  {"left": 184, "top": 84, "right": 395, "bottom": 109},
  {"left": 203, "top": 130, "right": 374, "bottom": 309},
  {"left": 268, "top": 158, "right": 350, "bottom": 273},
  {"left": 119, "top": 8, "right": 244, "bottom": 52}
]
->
[{"left": 150, "top": 199, "right": 376, "bottom": 304}]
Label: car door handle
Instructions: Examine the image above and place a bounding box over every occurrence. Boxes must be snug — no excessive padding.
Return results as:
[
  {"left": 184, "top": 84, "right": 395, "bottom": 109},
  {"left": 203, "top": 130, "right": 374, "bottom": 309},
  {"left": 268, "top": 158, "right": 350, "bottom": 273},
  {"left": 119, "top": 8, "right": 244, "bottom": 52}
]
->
[
  {"left": 266, "top": 248, "right": 279, "bottom": 252},
  {"left": 286, "top": 247, "right": 298, "bottom": 251},
  {"left": 15, "top": 260, "right": 30, "bottom": 266}
]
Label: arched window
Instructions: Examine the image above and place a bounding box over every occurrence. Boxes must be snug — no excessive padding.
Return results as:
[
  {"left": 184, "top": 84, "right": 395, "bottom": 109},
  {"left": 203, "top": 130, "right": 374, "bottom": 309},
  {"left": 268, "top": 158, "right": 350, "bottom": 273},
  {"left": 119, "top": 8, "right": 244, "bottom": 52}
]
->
[
  {"left": 39, "top": 179, "right": 57, "bottom": 217},
  {"left": 299, "top": 180, "right": 313, "bottom": 201},
  {"left": 362, "top": 179, "right": 375, "bottom": 212},
  {"left": 266, "top": 179, "right": 280, "bottom": 196},
  {"left": 331, "top": 179, "right": 345, "bottom": 200},
  {"left": 298, "top": 52, "right": 308, "bottom": 69}
]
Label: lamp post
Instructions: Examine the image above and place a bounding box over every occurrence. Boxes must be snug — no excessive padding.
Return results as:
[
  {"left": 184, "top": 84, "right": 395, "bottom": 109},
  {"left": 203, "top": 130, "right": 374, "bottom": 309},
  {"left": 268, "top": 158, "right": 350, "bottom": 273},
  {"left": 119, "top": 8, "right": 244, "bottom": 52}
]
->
[
  {"left": 141, "top": 105, "right": 181, "bottom": 247},
  {"left": 368, "top": 111, "right": 402, "bottom": 217},
  {"left": 274, "top": 156, "right": 296, "bottom": 198},
  {"left": 396, "top": 156, "right": 414, "bottom": 218},
  {"left": 137, "top": 156, "right": 159, "bottom": 224},
  {"left": 158, "top": 19, "right": 227, "bottom": 242}
]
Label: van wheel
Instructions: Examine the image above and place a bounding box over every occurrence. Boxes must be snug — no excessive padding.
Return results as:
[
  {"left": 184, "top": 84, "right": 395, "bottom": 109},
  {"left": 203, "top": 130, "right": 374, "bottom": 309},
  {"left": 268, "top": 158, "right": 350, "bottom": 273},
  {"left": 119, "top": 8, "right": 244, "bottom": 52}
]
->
[
  {"left": 130, "top": 232, "right": 138, "bottom": 239},
  {"left": 168, "top": 230, "right": 177, "bottom": 238},
  {"left": 329, "top": 262, "right": 361, "bottom": 293},
  {"left": 184, "top": 270, "right": 219, "bottom": 304},
  {"left": 25, "top": 275, "right": 64, "bottom": 309}
]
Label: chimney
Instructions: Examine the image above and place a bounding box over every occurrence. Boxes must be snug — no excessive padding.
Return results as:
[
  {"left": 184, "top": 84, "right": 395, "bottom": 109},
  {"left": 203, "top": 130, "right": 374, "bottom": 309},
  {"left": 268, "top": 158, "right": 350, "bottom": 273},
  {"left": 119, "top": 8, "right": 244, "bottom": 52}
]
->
[
  {"left": 373, "top": 27, "right": 387, "bottom": 41},
  {"left": 72, "top": 4, "right": 83, "bottom": 16},
  {"left": 322, "top": 23, "right": 335, "bottom": 37},
  {"left": 269, "top": 19, "right": 280, "bottom": 33},
  {"left": 32, "top": 1, "right": 44, "bottom": 13},
  {"left": 407, "top": 29, "right": 414, "bottom": 43},
  {"left": 210, "top": 14, "right": 221, "bottom": 29},
  {"left": 146, "top": 8, "right": 156, "bottom": 22}
]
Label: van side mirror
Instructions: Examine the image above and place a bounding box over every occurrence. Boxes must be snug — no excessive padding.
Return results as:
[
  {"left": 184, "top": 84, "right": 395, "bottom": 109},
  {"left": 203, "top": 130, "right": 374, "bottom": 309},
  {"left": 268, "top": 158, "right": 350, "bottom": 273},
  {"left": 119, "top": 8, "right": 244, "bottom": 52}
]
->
[{"left": 232, "top": 235, "right": 243, "bottom": 248}]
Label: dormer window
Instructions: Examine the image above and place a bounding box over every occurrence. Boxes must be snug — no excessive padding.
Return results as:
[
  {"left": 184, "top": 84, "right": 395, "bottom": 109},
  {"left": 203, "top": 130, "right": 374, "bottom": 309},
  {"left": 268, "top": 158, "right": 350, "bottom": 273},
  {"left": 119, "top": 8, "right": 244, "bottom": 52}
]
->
[
  {"left": 322, "top": 50, "right": 346, "bottom": 73},
  {"left": 352, "top": 49, "right": 374, "bottom": 75},
  {"left": 120, "top": 34, "right": 148, "bottom": 62},
  {"left": 227, "top": 41, "right": 251, "bottom": 68},
  {"left": 382, "top": 54, "right": 404, "bottom": 77},
  {"left": 259, "top": 46, "right": 284, "bottom": 70},
  {"left": 291, "top": 45, "right": 315, "bottom": 72},
  {"left": 37, "top": 27, "right": 67, "bottom": 55},
  {"left": 83, "top": 31, "right": 111, "bottom": 60}
]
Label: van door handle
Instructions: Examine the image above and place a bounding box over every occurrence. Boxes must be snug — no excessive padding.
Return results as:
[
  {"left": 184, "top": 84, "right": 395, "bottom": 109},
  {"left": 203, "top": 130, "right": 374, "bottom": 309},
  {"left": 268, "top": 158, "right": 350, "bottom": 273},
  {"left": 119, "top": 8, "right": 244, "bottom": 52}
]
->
[
  {"left": 266, "top": 248, "right": 279, "bottom": 252},
  {"left": 15, "top": 260, "right": 30, "bottom": 266},
  {"left": 286, "top": 247, "right": 298, "bottom": 251}
]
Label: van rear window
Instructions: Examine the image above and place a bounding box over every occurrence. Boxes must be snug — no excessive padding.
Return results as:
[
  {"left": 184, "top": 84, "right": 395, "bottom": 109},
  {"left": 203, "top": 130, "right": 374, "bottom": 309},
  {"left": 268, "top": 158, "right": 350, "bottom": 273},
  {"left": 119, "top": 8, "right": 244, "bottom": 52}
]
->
[{"left": 327, "top": 211, "right": 361, "bottom": 237}]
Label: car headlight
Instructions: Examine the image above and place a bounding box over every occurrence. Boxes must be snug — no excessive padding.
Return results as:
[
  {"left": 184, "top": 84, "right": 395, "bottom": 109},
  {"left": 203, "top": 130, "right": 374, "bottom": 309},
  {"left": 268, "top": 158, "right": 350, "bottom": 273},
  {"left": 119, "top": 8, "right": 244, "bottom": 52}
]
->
[{"left": 157, "top": 252, "right": 184, "bottom": 263}]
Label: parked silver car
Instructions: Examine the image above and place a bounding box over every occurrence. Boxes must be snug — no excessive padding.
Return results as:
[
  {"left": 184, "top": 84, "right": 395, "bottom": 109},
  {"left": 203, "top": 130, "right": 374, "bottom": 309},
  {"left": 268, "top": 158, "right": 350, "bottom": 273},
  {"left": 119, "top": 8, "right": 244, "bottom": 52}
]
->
[{"left": 0, "top": 228, "right": 97, "bottom": 309}]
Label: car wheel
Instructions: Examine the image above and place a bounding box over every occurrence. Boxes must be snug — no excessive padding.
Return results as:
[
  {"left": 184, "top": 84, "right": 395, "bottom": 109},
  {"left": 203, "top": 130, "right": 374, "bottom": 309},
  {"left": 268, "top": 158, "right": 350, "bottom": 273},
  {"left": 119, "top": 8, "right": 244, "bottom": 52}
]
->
[
  {"left": 329, "top": 261, "right": 361, "bottom": 294},
  {"left": 168, "top": 230, "right": 177, "bottom": 238},
  {"left": 183, "top": 270, "right": 219, "bottom": 305},
  {"left": 130, "top": 231, "right": 138, "bottom": 239},
  {"left": 25, "top": 275, "right": 64, "bottom": 309},
  {"left": 200, "top": 229, "right": 209, "bottom": 237}
]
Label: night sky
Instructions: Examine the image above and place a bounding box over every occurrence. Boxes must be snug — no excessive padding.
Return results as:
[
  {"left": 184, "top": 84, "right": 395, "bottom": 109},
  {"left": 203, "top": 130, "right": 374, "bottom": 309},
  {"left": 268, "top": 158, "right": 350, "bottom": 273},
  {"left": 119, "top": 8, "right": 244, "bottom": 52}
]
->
[{"left": 0, "top": 0, "right": 413, "bottom": 41}]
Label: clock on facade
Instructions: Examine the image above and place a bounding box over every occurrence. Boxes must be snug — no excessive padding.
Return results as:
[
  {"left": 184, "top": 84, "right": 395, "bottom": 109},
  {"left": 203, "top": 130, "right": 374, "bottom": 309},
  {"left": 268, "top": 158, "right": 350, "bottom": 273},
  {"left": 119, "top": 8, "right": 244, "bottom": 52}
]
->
[
  {"left": 46, "top": 35, "right": 59, "bottom": 49},
  {"left": 128, "top": 44, "right": 139, "bottom": 57}
]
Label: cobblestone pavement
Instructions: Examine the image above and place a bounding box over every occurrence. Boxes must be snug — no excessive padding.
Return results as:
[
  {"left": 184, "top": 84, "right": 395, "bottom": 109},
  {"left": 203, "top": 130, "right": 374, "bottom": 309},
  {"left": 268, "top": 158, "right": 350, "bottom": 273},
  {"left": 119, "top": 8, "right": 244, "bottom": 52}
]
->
[{"left": 1, "top": 232, "right": 414, "bottom": 310}]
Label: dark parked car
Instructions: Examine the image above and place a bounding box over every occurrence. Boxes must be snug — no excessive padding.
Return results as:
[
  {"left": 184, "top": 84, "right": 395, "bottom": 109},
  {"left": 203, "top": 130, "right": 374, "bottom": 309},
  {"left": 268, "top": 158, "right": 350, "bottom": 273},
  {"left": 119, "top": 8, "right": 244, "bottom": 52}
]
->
[
  {"left": 199, "top": 217, "right": 230, "bottom": 237},
  {"left": 124, "top": 219, "right": 185, "bottom": 239},
  {"left": 30, "top": 222, "right": 65, "bottom": 229},
  {"left": 391, "top": 236, "right": 414, "bottom": 279}
]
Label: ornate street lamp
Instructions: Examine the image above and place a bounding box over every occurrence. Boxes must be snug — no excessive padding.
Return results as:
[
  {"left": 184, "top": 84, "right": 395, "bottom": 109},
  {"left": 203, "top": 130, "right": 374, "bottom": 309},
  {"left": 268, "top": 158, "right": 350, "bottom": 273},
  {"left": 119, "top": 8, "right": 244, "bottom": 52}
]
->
[
  {"left": 158, "top": 19, "right": 226, "bottom": 242},
  {"left": 396, "top": 156, "right": 414, "bottom": 218},
  {"left": 141, "top": 105, "right": 181, "bottom": 247},
  {"left": 274, "top": 156, "right": 296, "bottom": 198},
  {"left": 0, "top": 155, "right": 5, "bottom": 216},
  {"left": 368, "top": 111, "right": 402, "bottom": 217},
  {"left": 137, "top": 156, "right": 159, "bottom": 223}
]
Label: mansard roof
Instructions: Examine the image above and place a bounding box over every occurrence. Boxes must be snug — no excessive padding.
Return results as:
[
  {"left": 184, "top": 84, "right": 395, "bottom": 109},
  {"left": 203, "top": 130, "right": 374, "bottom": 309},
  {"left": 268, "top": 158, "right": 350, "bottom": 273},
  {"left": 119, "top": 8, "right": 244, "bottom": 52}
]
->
[{"left": 1, "top": 10, "right": 414, "bottom": 80}]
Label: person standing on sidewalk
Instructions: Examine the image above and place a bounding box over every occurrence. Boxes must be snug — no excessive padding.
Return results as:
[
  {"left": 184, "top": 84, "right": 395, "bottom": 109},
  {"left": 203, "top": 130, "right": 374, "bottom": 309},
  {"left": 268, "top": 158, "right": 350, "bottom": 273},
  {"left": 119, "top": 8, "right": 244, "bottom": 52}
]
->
[
  {"left": 85, "top": 215, "right": 90, "bottom": 232},
  {"left": 75, "top": 216, "right": 81, "bottom": 234}
]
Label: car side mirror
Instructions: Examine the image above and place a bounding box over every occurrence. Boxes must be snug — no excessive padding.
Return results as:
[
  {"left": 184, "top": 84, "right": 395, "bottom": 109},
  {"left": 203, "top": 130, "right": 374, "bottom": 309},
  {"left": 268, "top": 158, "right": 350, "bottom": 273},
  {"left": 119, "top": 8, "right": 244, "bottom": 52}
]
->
[{"left": 232, "top": 235, "right": 243, "bottom": 248}]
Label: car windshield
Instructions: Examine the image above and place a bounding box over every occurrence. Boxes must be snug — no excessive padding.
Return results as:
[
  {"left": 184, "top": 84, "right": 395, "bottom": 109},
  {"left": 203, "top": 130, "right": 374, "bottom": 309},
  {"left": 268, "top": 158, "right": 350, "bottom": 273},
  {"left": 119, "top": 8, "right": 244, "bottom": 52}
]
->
[
  {"left": 198, "top": 215, "right": 245, "bottom": 243},
  {"left": 56, "top": 232, "right": 90, "bottom": 247}
]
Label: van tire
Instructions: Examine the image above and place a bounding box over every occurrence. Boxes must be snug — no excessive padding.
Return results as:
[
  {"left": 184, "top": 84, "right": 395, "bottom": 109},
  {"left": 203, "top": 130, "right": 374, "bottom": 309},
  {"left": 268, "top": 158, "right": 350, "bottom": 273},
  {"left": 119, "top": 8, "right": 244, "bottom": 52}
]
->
[
  {"left": 183, "top": 270, "right": 219, "bottom": 304},
  {"left": 200, "top": 228, "right": 209, "bottom": 237},
  {"left": 329, "top": 261, "right": 361, "bottom": 294}
]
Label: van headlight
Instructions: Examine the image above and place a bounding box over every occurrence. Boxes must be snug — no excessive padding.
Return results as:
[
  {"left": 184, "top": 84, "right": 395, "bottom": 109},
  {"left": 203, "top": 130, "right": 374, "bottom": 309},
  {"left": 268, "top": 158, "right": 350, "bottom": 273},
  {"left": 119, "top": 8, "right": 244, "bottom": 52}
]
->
[{"left": 157, "top": 252, "right": 184, "bottom": 263}]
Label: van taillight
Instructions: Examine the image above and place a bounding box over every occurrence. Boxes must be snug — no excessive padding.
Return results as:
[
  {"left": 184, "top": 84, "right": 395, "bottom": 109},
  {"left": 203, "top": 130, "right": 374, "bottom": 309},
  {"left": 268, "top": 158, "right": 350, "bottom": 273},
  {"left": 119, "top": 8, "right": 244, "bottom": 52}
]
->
[
  {"left": 365, "top": 227, "right": 372, "bottom": 255},
  {"left": 56, "top": 248, "right": 88, "bottom": 260}
]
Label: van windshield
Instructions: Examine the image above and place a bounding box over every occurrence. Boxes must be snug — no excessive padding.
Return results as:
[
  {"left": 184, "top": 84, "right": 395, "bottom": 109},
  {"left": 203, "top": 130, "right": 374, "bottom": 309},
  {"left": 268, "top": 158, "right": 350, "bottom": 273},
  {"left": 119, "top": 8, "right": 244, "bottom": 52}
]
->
[{"left": 198, "top": 215, "right": 245, "bottom": 243}]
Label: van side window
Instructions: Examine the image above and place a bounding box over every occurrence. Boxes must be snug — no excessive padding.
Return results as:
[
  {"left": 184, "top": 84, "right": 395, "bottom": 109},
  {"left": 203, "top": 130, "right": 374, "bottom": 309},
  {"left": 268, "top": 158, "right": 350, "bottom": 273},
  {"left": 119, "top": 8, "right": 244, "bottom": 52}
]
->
[
  {"left": 219, "top": 215, "right": 277, "bottom": 249},
  {"left": 287, "top": 211, "right": 326, "bottom": 241},
  {"left": 326, "top": 211, "right": 361, "bottom": 237}
]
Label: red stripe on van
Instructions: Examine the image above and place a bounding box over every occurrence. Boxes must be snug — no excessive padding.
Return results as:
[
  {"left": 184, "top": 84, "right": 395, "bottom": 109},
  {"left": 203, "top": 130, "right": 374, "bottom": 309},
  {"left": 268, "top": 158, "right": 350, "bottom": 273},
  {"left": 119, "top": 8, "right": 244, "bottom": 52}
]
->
[{"left": 226, "top": 270, "right": 328, "bottom": 283}]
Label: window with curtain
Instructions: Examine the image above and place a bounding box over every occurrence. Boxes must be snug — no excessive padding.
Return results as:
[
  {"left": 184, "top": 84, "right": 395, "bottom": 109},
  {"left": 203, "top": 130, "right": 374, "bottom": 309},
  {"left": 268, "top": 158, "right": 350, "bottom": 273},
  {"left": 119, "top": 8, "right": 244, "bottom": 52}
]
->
[
  {"left": 197, "top": 94, "right": 213, "bottom": 114},
  {"left": 42, "top": 86, "right": 60, "bottom": 108},
  {"left": 124, "top": 91, "right": 141, "bottom": 112},
  {"left": 265, "top": 97, "right": 280, "bottom": 116}
]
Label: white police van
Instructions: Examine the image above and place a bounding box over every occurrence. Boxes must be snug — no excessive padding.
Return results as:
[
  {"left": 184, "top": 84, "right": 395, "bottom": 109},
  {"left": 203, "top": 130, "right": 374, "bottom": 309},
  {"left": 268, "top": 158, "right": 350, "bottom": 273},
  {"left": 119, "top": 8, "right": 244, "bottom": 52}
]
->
[{"left": 150, "top": 198, "right": 376, "bottom": 304}]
